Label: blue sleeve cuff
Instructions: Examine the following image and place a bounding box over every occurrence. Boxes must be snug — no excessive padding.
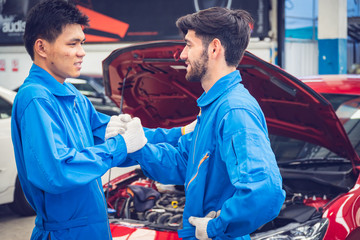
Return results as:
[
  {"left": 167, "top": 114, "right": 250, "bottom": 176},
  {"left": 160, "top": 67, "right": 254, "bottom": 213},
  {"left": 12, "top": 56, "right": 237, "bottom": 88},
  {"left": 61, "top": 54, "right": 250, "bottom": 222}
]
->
[
  {"left": 207, "top": 218, "right": 224, "bottom": 239},
  {"left": 108, "top": 134, "right": 128, "bottom": 167}
]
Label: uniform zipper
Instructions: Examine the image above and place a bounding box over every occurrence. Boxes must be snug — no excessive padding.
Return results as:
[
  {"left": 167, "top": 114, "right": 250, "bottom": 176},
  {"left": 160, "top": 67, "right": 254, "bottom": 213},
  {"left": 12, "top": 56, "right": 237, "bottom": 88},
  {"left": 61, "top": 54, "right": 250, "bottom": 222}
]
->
[
  {"left": 73, "top": 100, "right": 85, "bottom": 148},
  {"left": 96, "top": 179, "right": 112, "bottom": 240},
  {"left": 186, "top": 152, "right": 210, "bottom": 191},
  {"left": 192, "top": 114, "right": 201, "bottom": 164}
]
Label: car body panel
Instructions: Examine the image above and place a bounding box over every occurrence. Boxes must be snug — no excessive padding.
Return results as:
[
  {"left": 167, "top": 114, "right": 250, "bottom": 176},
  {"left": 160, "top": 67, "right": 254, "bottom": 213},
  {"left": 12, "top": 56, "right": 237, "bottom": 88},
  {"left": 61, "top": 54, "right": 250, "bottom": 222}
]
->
[
  {"left": 110, "top": 224, "right": 180, "bottom": 240},
  {"left": 322, "top": 174, "right": 360, "bottom": 239},
  {"left": 0, "top": 86, "right": 17, "bottom": 204},
  {"left": 301, "top": 75, "right": 360, "bottom": 95},
  {"left": 0, "top": 86, "right": 35, "bottom": 216}
]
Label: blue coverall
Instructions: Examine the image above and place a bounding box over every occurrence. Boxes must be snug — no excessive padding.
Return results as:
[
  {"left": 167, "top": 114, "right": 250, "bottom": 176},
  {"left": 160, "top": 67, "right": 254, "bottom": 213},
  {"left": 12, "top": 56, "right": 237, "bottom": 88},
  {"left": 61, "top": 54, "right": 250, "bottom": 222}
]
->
[
  {"left": 11, "top": 64, "right": 182, "bottom": 240},
  {"left": 129, "top": 71, "right": 286, "bottom": 239}
]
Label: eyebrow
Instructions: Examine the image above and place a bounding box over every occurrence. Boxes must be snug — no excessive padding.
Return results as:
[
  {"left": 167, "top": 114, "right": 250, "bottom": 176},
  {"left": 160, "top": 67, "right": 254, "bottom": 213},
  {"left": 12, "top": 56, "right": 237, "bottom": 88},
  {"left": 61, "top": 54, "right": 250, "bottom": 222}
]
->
[
  {"left": 69, "top": 37, "right": 86, "bottom": 42},
  {"left": 184, "top": 38, "right": 192, "bottom": 44}
]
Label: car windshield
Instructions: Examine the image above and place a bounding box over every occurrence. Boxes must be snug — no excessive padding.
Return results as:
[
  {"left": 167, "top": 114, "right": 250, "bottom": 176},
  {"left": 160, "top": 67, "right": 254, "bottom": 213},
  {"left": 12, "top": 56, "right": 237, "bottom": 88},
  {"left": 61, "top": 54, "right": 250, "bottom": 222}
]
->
[
  {"left": 271, "top": 94, "right": 360, "bottom": 163},
  {"left": 328, "top": 94, "right": 360, "bottom": 156}
]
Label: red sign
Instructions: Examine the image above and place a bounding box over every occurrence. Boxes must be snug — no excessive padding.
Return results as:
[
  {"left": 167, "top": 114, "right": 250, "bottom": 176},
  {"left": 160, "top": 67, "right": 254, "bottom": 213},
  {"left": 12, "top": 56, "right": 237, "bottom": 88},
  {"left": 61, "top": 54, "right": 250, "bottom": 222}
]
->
[
  {"left": 0, "top": 59, "right": 5, "bottom": 72},
  {"left": 12, "top": 59, "right": 19, "bottom": 72}
]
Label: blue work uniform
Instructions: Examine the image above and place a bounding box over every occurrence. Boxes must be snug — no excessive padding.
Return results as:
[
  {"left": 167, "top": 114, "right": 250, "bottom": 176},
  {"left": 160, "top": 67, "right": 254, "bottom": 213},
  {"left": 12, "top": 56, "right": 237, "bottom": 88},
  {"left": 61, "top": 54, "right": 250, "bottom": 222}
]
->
[
  {"left": 11, "top": 64, "right": 182, "bottom": 240},
  {"left": 130, "top": 71, "right": 286, "bottom": 239}
]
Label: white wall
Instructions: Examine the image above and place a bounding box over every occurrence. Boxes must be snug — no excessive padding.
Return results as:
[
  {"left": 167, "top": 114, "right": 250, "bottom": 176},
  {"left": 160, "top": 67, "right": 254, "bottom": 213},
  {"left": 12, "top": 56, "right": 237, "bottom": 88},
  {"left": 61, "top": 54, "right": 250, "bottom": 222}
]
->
[
  {"left": 0, "top": 45, "right": 32, "bottom": 90},
  {"left": 284, "top": 39, "right": 318, "bottom": 77},
  {"left": 318, "top": 0, "right": 347, "bottom": 40},
  {"left": 248, "top": 39, "right": 277, "bottom": 64}
]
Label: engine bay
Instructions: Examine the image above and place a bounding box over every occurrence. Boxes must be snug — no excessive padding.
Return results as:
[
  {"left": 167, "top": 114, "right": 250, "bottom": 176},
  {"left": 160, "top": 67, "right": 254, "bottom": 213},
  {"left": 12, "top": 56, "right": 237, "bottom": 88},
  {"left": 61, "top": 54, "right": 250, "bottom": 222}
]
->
[
  {"left": 106, "top": 169, "right": 185, "bottom": 231},
  {"left": 106, "top": 167, "right": 356, "bottom": 235}
]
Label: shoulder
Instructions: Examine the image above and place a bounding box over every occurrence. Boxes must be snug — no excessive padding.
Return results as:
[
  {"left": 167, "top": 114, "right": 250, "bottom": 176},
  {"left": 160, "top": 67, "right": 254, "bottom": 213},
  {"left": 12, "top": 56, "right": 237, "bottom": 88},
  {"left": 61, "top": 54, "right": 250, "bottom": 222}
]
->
[
  {"left": 218, "top": 83, "right": 263, "bottom": 118},
  {"left": 214, "top": 83, "right": 268, "bottom": 137},
  {"left": 13, "top": 81, "right": 55, "bottom": 120},
  {"left": 16, "top": 81, "right": 53, "bottom": 106}
]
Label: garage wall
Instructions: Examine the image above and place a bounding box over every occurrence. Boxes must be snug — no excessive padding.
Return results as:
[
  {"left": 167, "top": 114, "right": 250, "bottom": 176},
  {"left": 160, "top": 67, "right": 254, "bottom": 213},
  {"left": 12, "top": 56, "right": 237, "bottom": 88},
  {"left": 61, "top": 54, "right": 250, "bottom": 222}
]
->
[{"left": 284, "top": 39, "right": 318, "bottom": 77}]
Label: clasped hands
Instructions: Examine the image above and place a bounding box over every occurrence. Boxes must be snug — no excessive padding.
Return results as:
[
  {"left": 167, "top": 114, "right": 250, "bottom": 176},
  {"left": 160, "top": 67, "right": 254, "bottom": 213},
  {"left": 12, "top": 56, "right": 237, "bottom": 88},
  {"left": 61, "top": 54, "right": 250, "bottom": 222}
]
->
[
  {"left": 105, "top": 114, "right": 147, "bottom": 153},
  {"left": 105, "top": 114, "right": 198, "bottom": 153}
]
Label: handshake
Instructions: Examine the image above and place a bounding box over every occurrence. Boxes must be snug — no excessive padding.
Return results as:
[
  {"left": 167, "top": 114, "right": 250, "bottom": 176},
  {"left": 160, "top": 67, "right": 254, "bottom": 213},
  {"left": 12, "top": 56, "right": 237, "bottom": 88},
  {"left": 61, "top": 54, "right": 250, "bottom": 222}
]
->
[{"left": 105, "top": 114, "right": 147, "bottom": 153}]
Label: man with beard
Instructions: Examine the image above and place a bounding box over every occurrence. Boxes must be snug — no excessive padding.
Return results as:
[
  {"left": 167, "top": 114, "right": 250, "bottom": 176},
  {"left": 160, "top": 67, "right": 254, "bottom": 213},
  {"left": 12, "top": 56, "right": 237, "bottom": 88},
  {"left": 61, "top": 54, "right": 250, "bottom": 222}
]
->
[{"left": 121, "top": 7, "right": 285, "bottom": 240}]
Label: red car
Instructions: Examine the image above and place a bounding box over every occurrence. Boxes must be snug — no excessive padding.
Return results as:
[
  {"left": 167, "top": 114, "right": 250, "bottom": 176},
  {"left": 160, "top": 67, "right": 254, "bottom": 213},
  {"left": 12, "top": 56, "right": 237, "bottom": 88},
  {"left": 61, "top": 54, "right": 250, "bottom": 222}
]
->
[
  {"left": 101, "top": 41, "right": 360, "bottom": 240},
  {"left": 299, "top": 75, "right": 360, "bottom": 239}
]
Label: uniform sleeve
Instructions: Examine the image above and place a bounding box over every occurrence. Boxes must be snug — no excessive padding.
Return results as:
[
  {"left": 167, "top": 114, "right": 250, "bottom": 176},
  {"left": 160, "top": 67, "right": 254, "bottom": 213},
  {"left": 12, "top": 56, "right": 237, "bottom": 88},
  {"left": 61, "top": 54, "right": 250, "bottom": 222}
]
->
[
  {"left": 144, "top": 127, "right": 182, "bottom": 146},
  {"left": 21, "top": 98, "right": 128, "bottom": 194},
  {"left": 89, "top": 108, "right": 110, "bottom": 145},
  {"left": 83, "top": 96, "right": 139, "bottom": 167},
  {"left": 207, "top": 109, "right": 285, "bottom": 238},
  {"left": 128, "top": 131, "right": 192, "bottom": 185}
]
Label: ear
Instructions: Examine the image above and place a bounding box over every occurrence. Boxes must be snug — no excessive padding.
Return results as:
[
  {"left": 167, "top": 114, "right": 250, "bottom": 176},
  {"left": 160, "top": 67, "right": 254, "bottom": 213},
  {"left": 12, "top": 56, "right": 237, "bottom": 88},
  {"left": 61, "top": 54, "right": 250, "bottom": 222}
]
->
[
  {"left": 208, "top": 38, "right": 222, "bottom": 59},
  {"left": 33, "top": 39, "right": 48, "bottom": 58}
]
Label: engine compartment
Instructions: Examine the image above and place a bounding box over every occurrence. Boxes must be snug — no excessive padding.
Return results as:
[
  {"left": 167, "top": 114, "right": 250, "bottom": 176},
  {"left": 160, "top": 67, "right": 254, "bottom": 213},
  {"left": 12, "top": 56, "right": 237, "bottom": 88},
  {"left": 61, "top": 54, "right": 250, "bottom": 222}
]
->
[
  {"left": 106, "top": 166, "right": 356, "bottom": 234},
  {"left": 106, "top": 169, "right": 185, "bottom": 231}
]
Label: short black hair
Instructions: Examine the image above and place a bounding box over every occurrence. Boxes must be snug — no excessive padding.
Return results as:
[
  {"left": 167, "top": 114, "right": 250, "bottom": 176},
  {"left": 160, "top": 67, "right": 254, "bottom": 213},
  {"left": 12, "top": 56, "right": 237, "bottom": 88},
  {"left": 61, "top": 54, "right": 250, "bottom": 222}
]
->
[
  {"left": 176, "top": 7, "right": 254, "bottom": 67},
  {"left": 23, "top": 0, "right": 89, "bottom": 60}
]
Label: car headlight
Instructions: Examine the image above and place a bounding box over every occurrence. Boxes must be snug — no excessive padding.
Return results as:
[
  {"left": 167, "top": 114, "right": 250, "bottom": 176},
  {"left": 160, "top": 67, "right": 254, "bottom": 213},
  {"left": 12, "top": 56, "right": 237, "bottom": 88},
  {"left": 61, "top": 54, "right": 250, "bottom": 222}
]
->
[{"left": 251, "top": 218, "right": 329, "bottom": 240}]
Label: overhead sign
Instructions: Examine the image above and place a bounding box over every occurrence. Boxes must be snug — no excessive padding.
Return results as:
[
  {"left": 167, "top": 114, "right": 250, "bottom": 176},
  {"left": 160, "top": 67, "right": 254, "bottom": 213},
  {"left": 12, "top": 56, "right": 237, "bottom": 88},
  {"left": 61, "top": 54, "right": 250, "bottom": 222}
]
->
[{"left": 0, "top": 0, "right": 270, "bottom": 44}]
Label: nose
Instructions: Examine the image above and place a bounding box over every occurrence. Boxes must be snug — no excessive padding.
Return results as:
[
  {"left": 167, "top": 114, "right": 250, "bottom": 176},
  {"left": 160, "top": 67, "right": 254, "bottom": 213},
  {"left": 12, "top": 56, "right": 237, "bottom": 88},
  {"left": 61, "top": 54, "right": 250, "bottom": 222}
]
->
[
  {"left": 77, "top": 45, "right": 86, "bottom": 57},
  {"left": 180, "top": 46, "right": 188, "bottom": 60}
]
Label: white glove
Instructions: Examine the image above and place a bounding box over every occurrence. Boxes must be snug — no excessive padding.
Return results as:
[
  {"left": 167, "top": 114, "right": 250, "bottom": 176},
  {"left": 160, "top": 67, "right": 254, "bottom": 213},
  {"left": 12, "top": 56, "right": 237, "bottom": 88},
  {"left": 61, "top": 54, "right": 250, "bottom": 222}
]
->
[
  {"left": 181, "top": 118, "right": 197, "bottom": 135},
  {"left": 204, "top": 210, "right": 221, "bottom": 218},
  {"left": 119, "top": 113, "right": 132, "bottom": 123},
  {"left": 188, "top": 211, "right": 217, "bottom": 240},
  {"left": 105, "top": 114, "right": 132, "bottom": 140},
  {"left": 120, "top": 117, "right": 147, "bottom": 153},
  {"left": 215, "top": 210, "right": 221, "bottom": 218}
]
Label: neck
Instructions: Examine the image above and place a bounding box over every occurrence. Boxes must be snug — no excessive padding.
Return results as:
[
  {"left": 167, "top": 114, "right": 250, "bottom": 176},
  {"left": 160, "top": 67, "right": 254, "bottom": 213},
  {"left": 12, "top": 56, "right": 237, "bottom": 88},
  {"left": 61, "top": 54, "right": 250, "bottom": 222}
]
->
[
  {"left": 201, "top": 65, "right": 236, "bottom": 93},
  {"left": 33, "top": 58, "right": 65, "bottom": 84}
]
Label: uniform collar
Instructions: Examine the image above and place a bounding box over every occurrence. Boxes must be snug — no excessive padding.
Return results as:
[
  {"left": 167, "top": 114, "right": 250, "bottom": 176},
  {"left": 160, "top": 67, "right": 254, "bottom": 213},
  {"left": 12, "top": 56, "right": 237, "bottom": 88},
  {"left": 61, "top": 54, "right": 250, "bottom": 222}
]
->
[
  {"left": 197, "top": 70, "right": 242, "bottom": 107},
  {"left": 27, "top": 64, "right": 76, "bottom": 97}
]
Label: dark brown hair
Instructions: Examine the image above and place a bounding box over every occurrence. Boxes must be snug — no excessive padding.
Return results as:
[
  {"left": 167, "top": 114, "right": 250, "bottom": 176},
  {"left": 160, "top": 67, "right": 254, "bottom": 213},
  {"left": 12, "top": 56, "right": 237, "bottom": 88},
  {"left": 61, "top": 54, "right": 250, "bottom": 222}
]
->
[{"left": 176, "top": 7, "right": 254, "bottom": 66}]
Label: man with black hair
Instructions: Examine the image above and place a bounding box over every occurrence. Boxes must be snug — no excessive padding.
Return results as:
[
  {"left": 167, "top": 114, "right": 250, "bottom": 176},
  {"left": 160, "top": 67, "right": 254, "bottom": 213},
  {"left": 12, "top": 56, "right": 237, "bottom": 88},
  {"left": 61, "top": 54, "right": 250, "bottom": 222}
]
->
[
  {"left": 11, "top": 0, "right": 191, "bottom": 239},
  {"left": 123, "top": 7, "right": 286, "bottom": 240}
]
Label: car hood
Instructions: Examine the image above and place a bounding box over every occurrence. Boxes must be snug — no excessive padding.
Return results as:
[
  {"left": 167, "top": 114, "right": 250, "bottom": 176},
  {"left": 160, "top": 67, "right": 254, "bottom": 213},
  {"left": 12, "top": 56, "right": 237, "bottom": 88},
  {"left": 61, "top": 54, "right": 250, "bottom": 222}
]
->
[{"left": 102, "top": 41, "right": 360, "bottom": 166}]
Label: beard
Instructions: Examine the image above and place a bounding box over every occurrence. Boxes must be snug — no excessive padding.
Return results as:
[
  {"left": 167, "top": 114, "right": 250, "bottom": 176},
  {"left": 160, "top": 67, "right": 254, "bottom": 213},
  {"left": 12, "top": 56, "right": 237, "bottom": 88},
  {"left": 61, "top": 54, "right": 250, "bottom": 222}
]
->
[{"left": 185, "top": 49, "right": 209, "bottom": 82}]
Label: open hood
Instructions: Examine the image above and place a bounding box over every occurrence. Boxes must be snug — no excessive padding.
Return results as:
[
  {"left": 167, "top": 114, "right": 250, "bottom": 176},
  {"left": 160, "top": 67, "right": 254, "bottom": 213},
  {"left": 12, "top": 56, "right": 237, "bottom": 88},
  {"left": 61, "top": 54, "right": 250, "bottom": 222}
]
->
[{"left": 102, "top": 41, "right": 360, "bottom": 165}]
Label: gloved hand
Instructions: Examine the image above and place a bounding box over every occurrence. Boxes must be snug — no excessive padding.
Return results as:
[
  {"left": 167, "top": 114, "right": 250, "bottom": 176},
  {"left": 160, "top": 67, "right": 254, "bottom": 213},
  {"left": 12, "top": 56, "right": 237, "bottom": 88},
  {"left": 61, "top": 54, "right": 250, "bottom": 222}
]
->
[
  {"left": 119, "top": 113, "right": 132, "bottom": 123},
  {"left": 188, "top": 210, "right": 219, "bottom": 240},
  {"left": 105, "top": 114, "right": 132, "bottom": 140},
  {"left": 205, "top": 210, "right": 221, "bottom": 218},
  {"left": 181, "top": 118, "right": 197, "bottom": 135},
  {"left": 215, "top": 210, "right": 221, "bottom": 218},
  {"left": 120, "top": 117, "right": 147, "bottom": 153}
]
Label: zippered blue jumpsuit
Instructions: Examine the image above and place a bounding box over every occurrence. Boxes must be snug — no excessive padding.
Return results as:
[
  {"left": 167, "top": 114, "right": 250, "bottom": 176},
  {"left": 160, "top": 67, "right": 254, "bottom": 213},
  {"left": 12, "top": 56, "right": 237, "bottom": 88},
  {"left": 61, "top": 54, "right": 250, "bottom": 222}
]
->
[
  {"left": 11, "top": 64, "right": 182, "bottom": 240},
  {"left": 130, "top": 71, "right": 286, "bottom": 240}
]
